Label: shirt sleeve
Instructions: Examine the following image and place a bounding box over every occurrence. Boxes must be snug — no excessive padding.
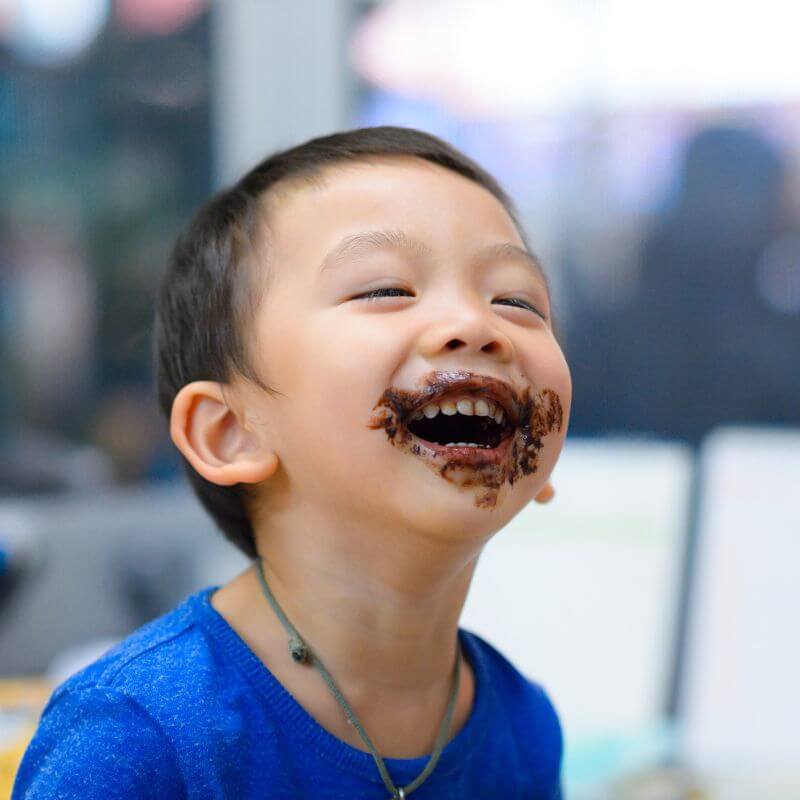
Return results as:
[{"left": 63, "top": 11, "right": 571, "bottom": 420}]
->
[
  {"left": 11, "top": 684, "right": 186, "bottom": 800},
  {"left": 527, "top": 681, "right": 565, "bottom": 800}
]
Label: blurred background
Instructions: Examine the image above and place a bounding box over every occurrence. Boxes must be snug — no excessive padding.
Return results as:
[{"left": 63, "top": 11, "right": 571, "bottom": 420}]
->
[{"left": 1, "top": 1, "right": 798, "bottom": 798}]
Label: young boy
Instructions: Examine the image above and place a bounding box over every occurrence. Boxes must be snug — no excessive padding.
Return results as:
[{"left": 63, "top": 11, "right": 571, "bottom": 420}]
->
[{"left": 13, "top": 125, "right": 571, "bottom": 799}]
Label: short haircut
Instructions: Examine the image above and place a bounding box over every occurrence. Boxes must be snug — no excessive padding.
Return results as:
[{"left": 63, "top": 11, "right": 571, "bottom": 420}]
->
[{"left": 152, "top": 125, "right": 549, "bottom": 559}]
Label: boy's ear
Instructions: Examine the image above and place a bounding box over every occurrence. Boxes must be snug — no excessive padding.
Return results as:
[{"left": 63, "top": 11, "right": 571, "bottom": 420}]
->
[{"left": 170, "top": 381, "right": 278, "bottom": 487}]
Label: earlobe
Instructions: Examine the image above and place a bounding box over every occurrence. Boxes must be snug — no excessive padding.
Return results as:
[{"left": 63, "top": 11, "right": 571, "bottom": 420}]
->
[
  {"left": 533, "top": 481, "right": 555, "bottom": 504},
  {"left": 170, "top": 381, "right": 279, "bottom": 487}
]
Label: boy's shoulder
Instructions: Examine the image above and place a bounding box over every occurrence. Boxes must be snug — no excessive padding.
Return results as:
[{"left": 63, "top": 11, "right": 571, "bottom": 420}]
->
[
  {"left": 54, "top": 585, "right": 214, "bottom": 700},
  {"left": 79, "top": 589, "right": 200, "bottom": 675},
  {"left": 459, "top": 628, "right": 564, "bottom": 766},
  {"left": 461, "top": 627, "right": 560, "bottom": 707},
  {"left": 12, "top": 587, "right": 223, "bottom": 799}
]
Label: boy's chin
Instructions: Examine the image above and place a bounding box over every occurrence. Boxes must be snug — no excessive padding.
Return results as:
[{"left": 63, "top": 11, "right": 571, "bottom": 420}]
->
[
  {"left": 393, "top": 476, "right": 524, "bottom": 539},
  {"left": 402, "top": 444, "right": 526, "bottom": 513}
]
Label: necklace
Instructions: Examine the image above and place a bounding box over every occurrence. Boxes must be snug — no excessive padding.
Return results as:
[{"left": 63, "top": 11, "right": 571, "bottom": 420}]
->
[{"left": 254, "top": 555, "right": 461, "bottom": 799}]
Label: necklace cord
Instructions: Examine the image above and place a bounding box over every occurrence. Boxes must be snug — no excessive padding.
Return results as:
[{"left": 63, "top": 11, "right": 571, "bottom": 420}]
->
[{"left": 254, "top": 555, "right": 461, "bottom": 798}]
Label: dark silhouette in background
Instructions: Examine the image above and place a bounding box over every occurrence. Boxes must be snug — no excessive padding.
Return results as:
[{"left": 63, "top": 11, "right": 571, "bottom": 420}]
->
[
  {"left": 0, "top": 13, "right": 211, "bottom": 493},
  {"left": 567, "top": 124, "right": 800, "bottom": 446}
]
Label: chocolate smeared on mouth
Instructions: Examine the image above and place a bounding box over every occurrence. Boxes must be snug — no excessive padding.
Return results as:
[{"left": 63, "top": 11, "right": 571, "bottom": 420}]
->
[{"left": 367, "top": 371, "right": 564, "bottom": 509}]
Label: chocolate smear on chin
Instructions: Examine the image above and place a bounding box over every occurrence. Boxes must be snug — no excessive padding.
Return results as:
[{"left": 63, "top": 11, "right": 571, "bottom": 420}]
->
[{"left": 367, "top": 376, "right": 563, "bottom": 509}]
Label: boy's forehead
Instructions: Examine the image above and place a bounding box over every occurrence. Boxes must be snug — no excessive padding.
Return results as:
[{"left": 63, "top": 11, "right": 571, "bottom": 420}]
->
[
  {"left": 265, "top": 156, "right": 426, "bottom": 208},
  {"left": 262, "top": 158, "right": 525, "bottom": 260}
]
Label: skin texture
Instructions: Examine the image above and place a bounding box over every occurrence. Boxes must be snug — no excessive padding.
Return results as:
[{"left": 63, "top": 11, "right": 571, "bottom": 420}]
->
[{"left": 170, "top": 155, "right": 572, "bottom": 759}]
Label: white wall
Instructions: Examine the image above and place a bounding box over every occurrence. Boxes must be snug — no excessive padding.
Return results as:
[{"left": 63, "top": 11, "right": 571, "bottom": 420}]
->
[{"left": 212, "top": 0, "right": 356, "bottom": 187}]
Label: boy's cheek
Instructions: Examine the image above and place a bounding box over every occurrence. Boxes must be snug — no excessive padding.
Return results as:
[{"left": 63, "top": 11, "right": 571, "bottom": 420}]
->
[{"left": 523, "top": 345, "right": 572, "bottom": 418}]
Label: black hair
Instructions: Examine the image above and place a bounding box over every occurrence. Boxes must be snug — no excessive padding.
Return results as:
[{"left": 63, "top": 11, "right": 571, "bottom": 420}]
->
[{"left": 153, "top": 124, "right": 550, "bottom": 559}]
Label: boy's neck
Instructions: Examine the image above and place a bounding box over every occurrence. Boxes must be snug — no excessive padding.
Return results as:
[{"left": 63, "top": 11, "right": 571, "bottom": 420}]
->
[{"left": 210, "top": 516, "right": 482, "bottom": 758}]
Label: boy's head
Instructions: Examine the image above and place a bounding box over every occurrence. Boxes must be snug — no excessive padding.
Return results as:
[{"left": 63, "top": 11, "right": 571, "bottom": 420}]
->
[{"left": 153, "top": 126, "right": 571, "bottom": 560}]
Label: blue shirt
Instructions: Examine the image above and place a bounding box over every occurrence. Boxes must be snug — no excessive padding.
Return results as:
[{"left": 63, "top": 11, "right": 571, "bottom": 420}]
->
[{"left": 13, "top": 586, "right": 564, "bottom": 799}]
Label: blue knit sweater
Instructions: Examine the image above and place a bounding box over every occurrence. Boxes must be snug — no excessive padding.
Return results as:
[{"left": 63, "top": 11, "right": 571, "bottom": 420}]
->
[{"left": 13, "top": 586, "right": 563, "bottom": 799}]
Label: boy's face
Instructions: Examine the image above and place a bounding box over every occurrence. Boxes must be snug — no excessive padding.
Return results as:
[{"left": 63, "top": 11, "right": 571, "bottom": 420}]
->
[{"left": 240, "top": 156, "right": 571, "bottom": 541}]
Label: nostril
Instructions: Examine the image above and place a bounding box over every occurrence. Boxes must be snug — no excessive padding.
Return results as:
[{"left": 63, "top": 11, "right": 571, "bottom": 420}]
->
[{"left": 446, "top": 339, "right": 462, "bottom": 350}]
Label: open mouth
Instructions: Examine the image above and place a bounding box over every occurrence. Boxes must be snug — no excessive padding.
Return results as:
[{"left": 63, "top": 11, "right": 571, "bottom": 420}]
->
[
  {"left": 402, "top": 387, "right": 518, "bottom": 461},
  {"left": 369, "top": 370, "right": 564, "bottom": 504},
  {"left": 368, "top": 370, "right": 524, "bottom": 466},
  {"left": 406, "top": 402, "right": 515, "bottom": 450}
]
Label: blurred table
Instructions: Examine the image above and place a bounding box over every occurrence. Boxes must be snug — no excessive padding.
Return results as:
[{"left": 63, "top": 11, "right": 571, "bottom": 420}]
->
[{"left": 0, "top": 679, "right": 53, "bottom": 799}]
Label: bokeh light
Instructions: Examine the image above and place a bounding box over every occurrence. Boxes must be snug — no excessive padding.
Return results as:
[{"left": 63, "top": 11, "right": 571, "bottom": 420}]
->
[
  {"left": 5, "top": 0, "right": 109, "bottom": 67},
  {"left": 350, "top": 0, "right": 800, "bottom": 118},
  {"left": 115, "top": 0, "right": 206, "bottom": 36}
]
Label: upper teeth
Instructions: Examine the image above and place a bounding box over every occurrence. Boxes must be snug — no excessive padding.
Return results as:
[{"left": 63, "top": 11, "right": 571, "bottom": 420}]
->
[{"left": 414, "top": 396, "right": 505, "bottom": 425}]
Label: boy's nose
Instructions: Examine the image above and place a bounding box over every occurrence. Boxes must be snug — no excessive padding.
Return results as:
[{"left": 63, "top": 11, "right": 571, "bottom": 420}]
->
[{"left": 416, "top": 308, "right": 514, "bottom": 364}]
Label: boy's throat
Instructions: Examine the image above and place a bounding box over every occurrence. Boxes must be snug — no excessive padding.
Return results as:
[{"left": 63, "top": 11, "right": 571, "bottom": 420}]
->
[{"left": 210, "top": 569, "right": 475, "bottom": 758}]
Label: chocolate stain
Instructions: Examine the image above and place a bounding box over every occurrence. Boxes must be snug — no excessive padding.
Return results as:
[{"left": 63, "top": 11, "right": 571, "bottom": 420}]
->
[{"left": 367, "top": 372, "right": 563, "bottom": 509}]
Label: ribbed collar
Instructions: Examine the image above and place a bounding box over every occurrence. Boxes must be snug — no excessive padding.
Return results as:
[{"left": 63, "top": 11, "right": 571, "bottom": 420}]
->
[{"left": 190, "top": 585, "right": 493, "bottom": 787}]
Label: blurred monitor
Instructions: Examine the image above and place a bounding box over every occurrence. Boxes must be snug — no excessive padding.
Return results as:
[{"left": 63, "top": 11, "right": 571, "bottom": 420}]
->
[
  {"left": 0, "top": 483, "right": 247, "bottom": 678},
  {"left": 460, "top": 435, "right": 694, "bottom": 792},
  {"left": 677, "top": 425, "right": 800, "bottom": 786}
]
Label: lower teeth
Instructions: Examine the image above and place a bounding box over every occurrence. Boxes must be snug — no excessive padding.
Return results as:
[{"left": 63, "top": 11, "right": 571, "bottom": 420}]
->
[{"left": 445, "top": 442, "right": 491, "bottom": 448}]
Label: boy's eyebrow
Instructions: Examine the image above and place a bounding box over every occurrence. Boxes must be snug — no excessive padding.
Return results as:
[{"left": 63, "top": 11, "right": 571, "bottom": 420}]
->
[{"left": 318, "top": 228, "right": 549, "bottom": 291}]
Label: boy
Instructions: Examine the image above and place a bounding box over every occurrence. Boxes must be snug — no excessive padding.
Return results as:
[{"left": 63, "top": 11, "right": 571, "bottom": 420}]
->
[{"left": 13, "top": 126, "right": 571, "bottom": 798}]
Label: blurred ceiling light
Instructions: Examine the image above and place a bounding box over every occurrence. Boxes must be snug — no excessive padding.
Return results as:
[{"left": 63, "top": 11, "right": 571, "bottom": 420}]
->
[
  {"left": 115, "top": 0, "right": 206, "bottom": 36},
  {"left": 602, "top": 0, "right": 799, "bottom": 109},
  {"left": 350, "top": 0, "right": 800, "bottom": 118},
  {"left": 6, "top": 0, "right": 109, "bottom": 66},
  {"left": 350, "top": 0, "right": 588, "bottom": 118},
  {"left": 0, "top": 0, "right": 14, "bottom": 36}
]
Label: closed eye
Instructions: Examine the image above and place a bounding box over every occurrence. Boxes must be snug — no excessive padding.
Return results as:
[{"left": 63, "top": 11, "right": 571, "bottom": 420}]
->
[
  {"left": 354, "top": 287, "right": 546, "bottom": 319},
  {"left": 494, "top": 297, "right": 547, "bottom": 318},
  {"left": 355, "top": 287, "right": 413, "bottom": 301}
]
